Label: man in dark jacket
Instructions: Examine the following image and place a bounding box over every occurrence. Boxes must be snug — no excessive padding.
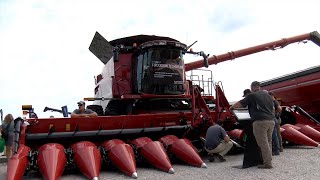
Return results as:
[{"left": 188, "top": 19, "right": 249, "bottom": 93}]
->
[{"left": 230, "top": 81, "right": 275, "bottom": 169}]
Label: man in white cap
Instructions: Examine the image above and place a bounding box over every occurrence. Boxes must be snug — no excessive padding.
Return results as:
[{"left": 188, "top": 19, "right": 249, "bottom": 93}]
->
[{"left": 71, "top": 101, "right": 98, "bottom": 118}]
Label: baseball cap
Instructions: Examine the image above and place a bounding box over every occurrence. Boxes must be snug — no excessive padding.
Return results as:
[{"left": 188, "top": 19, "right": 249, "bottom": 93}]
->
[
  {"left": 251, "top": 81, "right": 261, "bottom": 87},
  {"left": 242, "top": 89, "right": 251, "bottom": 97},
  {"left": 77, "top": 101, "right": 85, "bottom": 106}
]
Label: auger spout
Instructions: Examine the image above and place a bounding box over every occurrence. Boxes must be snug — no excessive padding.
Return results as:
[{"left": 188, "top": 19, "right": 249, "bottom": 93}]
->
[{"left": 185, "top": 31, "right": 320, "bottom": 71}]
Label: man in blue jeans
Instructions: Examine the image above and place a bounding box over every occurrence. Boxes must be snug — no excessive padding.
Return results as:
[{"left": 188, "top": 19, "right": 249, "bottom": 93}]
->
[{"left": 268, "top": 92, "right": 282, "bottom": 155}]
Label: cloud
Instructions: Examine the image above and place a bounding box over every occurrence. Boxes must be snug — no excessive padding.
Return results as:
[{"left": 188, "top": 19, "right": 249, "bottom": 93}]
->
[{"left": 207, "top": 1, "right": 254, "bottom": 33}]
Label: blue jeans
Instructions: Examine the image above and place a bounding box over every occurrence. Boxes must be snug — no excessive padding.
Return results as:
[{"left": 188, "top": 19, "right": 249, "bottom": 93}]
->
[{"left": 272, "top": 118, "right": 280, "bottom": 155}]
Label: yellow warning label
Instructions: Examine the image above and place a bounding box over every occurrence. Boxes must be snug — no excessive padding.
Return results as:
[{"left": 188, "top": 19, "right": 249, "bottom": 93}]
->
[{"left": 66, "top": 124, "right": 70, "bottom": 131}]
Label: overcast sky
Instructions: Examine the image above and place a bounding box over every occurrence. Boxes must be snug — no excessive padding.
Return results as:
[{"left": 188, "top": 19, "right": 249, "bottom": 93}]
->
[{"left": 0, "top": 0, "right": 319, "bottom": 118}]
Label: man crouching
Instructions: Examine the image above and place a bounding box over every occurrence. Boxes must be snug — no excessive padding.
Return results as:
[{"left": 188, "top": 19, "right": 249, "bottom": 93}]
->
[{"left": 205, "top": 123, "right": 233, "bottom": 162}]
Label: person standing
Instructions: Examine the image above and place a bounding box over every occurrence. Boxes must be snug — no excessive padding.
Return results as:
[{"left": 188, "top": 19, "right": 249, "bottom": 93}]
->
[
  {"left": 233, "top": 88, "right": 263, "bottom": 169},
  {"left": 204, "top": 124, "right": 233, "bottom": 162},
  {"left": 1, "top": 114, "right": 15, "bottom": 159},
  {"left": 268, "top": 92, "right": 283, "bottom": 153},
  {"left": 230, "top": 81, "right": 275, "bottom": 169}
]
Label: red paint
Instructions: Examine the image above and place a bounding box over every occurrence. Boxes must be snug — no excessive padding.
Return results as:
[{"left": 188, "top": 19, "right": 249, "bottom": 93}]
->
[
  {"left": 227, "top": 129, "right": 244, "bottom": 140},
  {"left": 285, "top": 107, "right": 320, "bottom": 131},
  {"left": 305, "top": 124, "right": 320, "bottom": 132},
  {"left": 102, "top": 139, "right": 136, "bottom": 177},
  {"left": 262, "top": 67, "right": 320, "bottom": 115},
  {"left": 25, "top": 113, "right": 189, "bottom": 133},
  {"left": 282, "top": 124, "right": 301, "bottom": 130},
  {"left": 112, "top": 54, "right": 133, "bottom": 97},
  {"left": 6, "top": 145, "right": 30, "bottom": 180},
  {"left": 132, "top": 137, "right": 173, "bottom": 172},
  {"left": 160, "top": 135, "right": 204, "bottom": 167},
  {"left": 18, "top": 124, "right": 27, "bottom": 145},
  {"left": 71, "top": 141, "right": 101, "bottom": 180},
  {"left": 37, "top": 143, "right": 66, "bottom": 180},
  {"left": 295, "top": 124, "right": 320, "bottom": 142},
  {"left": 281, "top": 125, "right": 319, "bottom": 147}
]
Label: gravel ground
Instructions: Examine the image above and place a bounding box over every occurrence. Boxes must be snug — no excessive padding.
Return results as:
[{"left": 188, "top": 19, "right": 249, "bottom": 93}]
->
[{"left": 0, "top": 146, "right": 319, "bottom": 180}]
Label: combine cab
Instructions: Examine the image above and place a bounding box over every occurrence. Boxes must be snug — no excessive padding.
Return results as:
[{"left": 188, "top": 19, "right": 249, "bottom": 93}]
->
[{"left": 6, "top": 31, "right": 320, "bottom": 180}]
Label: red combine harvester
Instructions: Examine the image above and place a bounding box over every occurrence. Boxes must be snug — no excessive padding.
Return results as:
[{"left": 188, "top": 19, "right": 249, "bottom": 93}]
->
[{"left": 7, "top": 31, "right": 320, "bottom": 180}]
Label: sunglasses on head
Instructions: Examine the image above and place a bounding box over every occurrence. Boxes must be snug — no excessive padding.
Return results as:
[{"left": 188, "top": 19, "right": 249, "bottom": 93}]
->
[{"left": 78, "top": 104, "right": 84, "bottom": 107}]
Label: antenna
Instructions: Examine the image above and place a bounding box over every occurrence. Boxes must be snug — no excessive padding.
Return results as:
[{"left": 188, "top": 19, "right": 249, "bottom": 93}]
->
[
  {"left": 186, "top": 32, "right": 188, "bottom": 45},
  {"left": 186, "top": 40, "right": 198, "bottom": 50},
  {"left": 0, "top": 109, "right": 3, "bottom": 122}
]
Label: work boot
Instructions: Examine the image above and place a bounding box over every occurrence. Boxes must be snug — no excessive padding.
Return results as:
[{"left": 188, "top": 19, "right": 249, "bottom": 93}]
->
[
  {"left": 258, "top": 164, "right": 273, "bottom": 169},
  {"left": 209, "top": 156, "right": 215, "bottom": 162},
  {"left": 216, "top": 154, "right": 226, "bottom": 162},
  {"left": 272, "top": 151, "right": 280, "bottom": 156},
  {"left": 280, "top": 146, "right": 283, "bottom": 152}
]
